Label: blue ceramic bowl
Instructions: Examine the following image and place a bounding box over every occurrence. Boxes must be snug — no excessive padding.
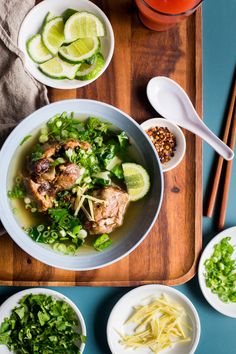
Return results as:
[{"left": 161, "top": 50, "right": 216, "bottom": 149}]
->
[{"left": 0, "top": 100, "right": 164, "bottom": 270}]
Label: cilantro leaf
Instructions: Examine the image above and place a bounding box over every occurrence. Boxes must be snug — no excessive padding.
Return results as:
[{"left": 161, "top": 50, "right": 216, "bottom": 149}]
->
[{"left": 0, "top": 294, "right": 85, "bottom": 353}]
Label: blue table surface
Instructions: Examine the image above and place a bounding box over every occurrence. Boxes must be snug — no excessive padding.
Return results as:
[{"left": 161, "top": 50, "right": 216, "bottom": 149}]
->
[{"left": 1, "top": 0, "right": 236, "bottom": 353}]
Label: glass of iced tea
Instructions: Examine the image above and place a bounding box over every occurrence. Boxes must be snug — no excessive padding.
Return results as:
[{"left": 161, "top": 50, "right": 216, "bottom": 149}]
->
[{"left": 135, "top": 0, "right": 203, "bottom": 31}]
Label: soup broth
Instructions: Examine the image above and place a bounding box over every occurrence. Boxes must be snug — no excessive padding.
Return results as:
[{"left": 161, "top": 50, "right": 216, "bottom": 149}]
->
[{"left": 8, "top": 114, "right": 147, "bottom": 255}]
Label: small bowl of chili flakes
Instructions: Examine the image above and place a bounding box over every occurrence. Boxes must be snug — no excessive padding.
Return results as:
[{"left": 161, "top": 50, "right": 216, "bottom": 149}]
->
[{"left": 141, "top": 118, "right": 186, "bottom": 172}]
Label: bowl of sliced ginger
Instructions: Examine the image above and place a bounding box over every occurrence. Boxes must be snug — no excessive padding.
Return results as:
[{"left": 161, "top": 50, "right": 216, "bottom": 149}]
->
[{"left": 107, "top": 284, "right": 201, "bottom": 354}]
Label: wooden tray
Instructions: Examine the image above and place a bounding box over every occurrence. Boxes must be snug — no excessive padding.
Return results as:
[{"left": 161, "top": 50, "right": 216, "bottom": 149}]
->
[{"left": 0, "top": 0, "right": 202, "bottom": 286}]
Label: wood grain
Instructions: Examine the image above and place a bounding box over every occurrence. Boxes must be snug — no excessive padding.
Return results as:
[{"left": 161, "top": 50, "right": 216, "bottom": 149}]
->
[{"left": 0, "top": 1, "right": 202, "bottom": 286}]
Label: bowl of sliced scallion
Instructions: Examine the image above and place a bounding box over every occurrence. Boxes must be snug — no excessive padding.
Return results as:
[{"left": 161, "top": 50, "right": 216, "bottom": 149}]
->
[
  {"left": 198, "top": 226, "right": 236, "bottom": 318},
  {"left": 0, "top": 99, "right": 163, "bottom": 270},
  {"left": 0, "top": 288, "right": 86, "bottom": 354}
]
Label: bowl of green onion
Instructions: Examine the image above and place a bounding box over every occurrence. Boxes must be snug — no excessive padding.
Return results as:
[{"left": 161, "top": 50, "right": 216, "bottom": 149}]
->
[{"left": 198, "top": 226, "right": 236, "bottom": 318}]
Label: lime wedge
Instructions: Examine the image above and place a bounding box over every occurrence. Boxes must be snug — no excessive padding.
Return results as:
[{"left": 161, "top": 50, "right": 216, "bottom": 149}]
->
[
  {"left": 62, "top": 8, "right": 78, "bottom": 22},
  {"left": 64, "top": 12, "right": 105, "bottom": 42},
  {"left": 122, "top": 163, "right": 150, "bottom": 201},
  {"left": 42, "top": 17, "right": 65, "bottom": 55},
  {"left": 76, "top": 53, "right": 105, "bottom": 80},
  {"left": 26, "top": 34, "right": 53, "bottom": 63},
  {"left": 44, "top": 11, "right": 55, "bottom": 23},
  {"left": 39, "top": 56, "right": 80, "bottom": 80},
  {"left": 59, "top": 37, "right": 100, "bottom": 63}
]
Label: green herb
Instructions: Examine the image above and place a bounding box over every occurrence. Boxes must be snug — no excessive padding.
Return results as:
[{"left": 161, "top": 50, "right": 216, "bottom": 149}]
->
[
  {"left": 93, "top": 233, "right": 112, "bottom": 251},
  {"left": 8, "top": 176, "right": 26, "bottom": 199},
  {"left": 118, "top": 131, "right": 129, "bottom": 149},
  {"left": 48, "top": 208, "right": 69, "bottom": 223},
  {"left": 48, "top": 208, "right": 80, "bottom": 231},
  {"left": 0, "top": 293, "right": 85, "bottom": 353},
  {"left": 19, "top": 135, "right": 32, "bottom": 146},
  {"left": 204, "top": 237, "right": 236, "bottom": 303},
  {"left": 111, "top": 164, "right": 124, "bottom": 179},
  {"left": 30, "top": 143, "right": 44, "bottom": 162},
  {"left": 87, "top": 116, "right": 110, "bottom": 134},
  {"left": 27, "top": 207, "right": 83, "bottom": 252}
]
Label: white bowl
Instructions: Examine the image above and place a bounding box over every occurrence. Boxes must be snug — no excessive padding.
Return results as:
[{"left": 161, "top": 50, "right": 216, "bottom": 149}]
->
[
  {"left": 141, "top": 118, "right": 186, "bottom": 172},
  {"left": 0, "top": 288, "right": 86, "bottom": 354},
  {"left": 198, "top": 226, "right": 236, "bottom": 318},
  {"left": 18, "top": 0, "right": 114, "bottom": 89},
  {"left": 107, "top": 284, "right": 201, "bottom": 354},
  {"left": 0, "top": 99, "right": 163, "bottom": 271}
]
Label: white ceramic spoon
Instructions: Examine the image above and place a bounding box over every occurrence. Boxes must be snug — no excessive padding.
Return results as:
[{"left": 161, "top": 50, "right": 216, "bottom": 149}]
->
[{"left": 147, "top": 76, "right": 234, "bottom": 161}]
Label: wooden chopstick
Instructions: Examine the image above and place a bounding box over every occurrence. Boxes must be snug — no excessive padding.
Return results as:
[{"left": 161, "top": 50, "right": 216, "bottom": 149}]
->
[
  {"left": 205, "top": 79, "right": 236, "bottom": 217},
  {"left": 218, "top": 102, "right": 236, "bottom": 229}
]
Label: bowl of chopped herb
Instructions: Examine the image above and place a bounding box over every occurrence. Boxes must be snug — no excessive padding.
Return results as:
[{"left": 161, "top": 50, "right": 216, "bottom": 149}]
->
[
  {"left": 141, "top": 118, "right": 186, "bottom": 172},
  {"left": 198, "top": 226, "right": 236, "bottom": 318},
  {"left": 0, "top": 288, "right": 86, "bottom": 353}
]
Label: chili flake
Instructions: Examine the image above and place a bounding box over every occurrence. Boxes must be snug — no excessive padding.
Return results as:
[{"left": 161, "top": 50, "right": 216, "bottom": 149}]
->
[{"left": 146, "top": 126, "right": 177, "bottom": 164}]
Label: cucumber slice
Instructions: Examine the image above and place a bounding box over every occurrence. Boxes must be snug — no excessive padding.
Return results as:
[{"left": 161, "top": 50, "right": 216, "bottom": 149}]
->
[
  {"left": 26, "top": 34, "right": 53, "bottom": 64},
  {"left": 76, "top": 53, "right": 105, "bottom": 80},
  {"left": 64, "top": 12, "right": 105, "bottom": 42},
  {"left": 42, "top": 17, "right": 65, "bottom": 55},
  {"left": 59, "top": 37, "right": 100, "bottom": 63},
  {"left": 39, "top": 56, "right": 80, "bottom": 80},
  {"left": 122, "top": 163, "right": 150, "bottom": 201}
]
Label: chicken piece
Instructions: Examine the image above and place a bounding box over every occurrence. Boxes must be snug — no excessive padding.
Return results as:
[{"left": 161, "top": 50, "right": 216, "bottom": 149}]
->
[
  {"left": 42, "top": 143, "right": 61, "bottom": 158},
  {"left": 40, "top": 167, "right": 56, "bottom": 182},
  {"left": 25, "top": 178, "right": 54, "bottom": 212},
  {"left": 85, "top": 186, "right": 130, "bottom": 235},
  {"left": 33, "top": 158, "right": 51, "bottom": 175},
  {"left": 63, "top": 139, "right": 91, "bottom": 151},
  {"left": 54, "top": 163, "right": 82, "bottom": 191}
]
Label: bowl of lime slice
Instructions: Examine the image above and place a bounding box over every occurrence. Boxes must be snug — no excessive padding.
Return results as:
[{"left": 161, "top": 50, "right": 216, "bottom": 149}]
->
[{"left": 18, "top": 0, "right": 114, "bottom": 89}]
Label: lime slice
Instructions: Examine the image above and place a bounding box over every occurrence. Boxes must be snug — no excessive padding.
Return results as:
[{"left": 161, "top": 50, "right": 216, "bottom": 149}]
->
[
  {"left": 62, "top": 8, "right": 78, "bottom": 22},
  {"left": 44, "top": 11, "right": 55, "bottom": 23},
  {"left": 64, "top": 12, "right": 105, "bottom": 42},
  {"left": 59, "top": 37, "right": 100, "bottom": 63},
  {"left": 122, "top": 163, "right": 150, "bottom": 201},
  {"left": 76, "top": 53, "right": 105, "bottom": 80},
  {"left": 39, "top": 12, "right": 55, "bottom": 34},
  {"left": 42, "top": 17, "right": 65, "bottom": 55},
  {"left": 39, "top": 56, "right": 80, "bottom": 80},
  {"left": 26, "top": 34, "right": 53, "bottom": 63}
]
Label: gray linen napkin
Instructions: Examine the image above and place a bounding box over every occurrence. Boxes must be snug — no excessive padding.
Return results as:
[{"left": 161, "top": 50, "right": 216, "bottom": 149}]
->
[{"left": 0, "top": 0, "right": 49, "bottom": 235}]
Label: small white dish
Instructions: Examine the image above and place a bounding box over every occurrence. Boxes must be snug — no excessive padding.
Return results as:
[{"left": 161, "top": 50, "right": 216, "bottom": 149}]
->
[
  {"left": 198, "top": 226, "right": 236, "bottom": 318},
  {"left": 107, "top": 284, "right": 201, "bottom": 354},
  {"left": 0, "top": 288, "right": 86, "bottom": 354},
  {"left": 141, "top": 118, "right": 186, "bottom": 172},
  {"left": 18, "top": 0, "right": 114, "bottom": 89}
]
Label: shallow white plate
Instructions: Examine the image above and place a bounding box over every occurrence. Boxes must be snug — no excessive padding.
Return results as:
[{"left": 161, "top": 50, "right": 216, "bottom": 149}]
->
[
  {"left": 198, "top": 226, "right": 236, "bottom": 318},
  {"left": 141, "top": 118, "right": 186, "bottom": 172},
  {"left": 0, "top": 288, "right": 86, "bottom": 353},
  {"left": 107, "top": 284, "right": 201, "bottom": 354},
  {"left": 18, "top": 0, "right": 114, "bottom": 89}
]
